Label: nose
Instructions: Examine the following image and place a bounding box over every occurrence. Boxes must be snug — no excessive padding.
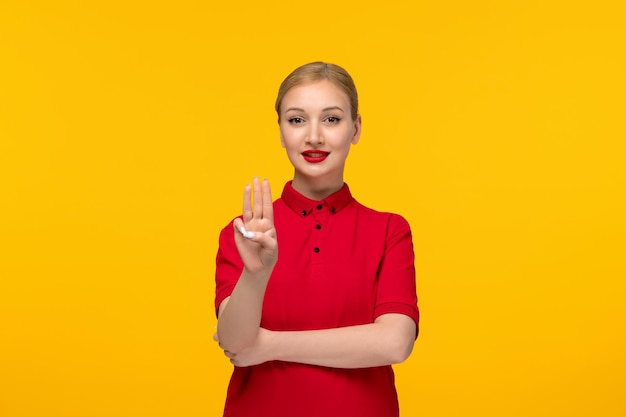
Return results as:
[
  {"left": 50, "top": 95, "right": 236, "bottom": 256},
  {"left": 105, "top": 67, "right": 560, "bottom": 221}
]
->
[{"left": 306, "top": 122, "right": 324, "bottom": 145}]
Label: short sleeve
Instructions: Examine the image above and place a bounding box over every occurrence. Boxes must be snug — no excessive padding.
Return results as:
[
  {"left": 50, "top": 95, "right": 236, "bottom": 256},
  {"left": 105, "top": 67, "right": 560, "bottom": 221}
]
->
[
  {"left": 374, "top": 214, "right": 419, "bottom": 331},
  {"left": 214, "top": 219, "right": 244, "bottom": 318}
]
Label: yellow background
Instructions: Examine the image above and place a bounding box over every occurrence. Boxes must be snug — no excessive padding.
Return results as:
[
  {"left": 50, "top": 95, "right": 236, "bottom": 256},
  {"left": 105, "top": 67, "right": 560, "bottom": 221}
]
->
[{"left": 1, "top": 1, "right": 625, "bottom": 416}]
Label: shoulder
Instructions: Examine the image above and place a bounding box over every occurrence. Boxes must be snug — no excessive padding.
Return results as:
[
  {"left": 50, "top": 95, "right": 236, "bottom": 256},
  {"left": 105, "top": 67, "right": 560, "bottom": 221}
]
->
[
  {"left": 352, "top": 200, "right": 412, "bottom": 232},
  {"left": 218, "top": 217, "right": 236, "bottom": 239}
]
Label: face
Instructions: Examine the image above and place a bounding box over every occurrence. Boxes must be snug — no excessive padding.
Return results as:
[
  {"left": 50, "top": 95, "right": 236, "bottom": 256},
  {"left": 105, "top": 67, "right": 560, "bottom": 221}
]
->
[{"left": 279, "top": 79, "right": 361, "bottom": 191}]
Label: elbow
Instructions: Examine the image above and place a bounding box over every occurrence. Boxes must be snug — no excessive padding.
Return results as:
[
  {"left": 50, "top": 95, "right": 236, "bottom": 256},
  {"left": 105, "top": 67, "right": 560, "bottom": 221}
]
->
[
  {"left": 218, "top": 339, "right": 247, "bottom": 356},
  {"left": 388, "top": 337, "right": 415, "bottom": 364},
  {"left": 386, "top": 324, "right": 417, "bottom": 364},
  {"left": 216, "top": 338, "right": 237, "bottom": 354},
  {"left": 376, "top": 314, "right": 417, "bottom": 364},
  {"left": 216, "top": 327, "right": 249, "bottom": 355},
  {"left": 217, "top": 336, "right": 250, "bottom": 356}
]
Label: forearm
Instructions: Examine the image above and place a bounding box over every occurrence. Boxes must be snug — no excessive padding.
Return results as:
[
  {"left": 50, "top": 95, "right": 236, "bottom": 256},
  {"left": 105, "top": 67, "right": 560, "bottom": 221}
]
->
[
  {"left": 217, "top": 269, "right": 271, "bottom": 353},
  {"left": 270, "top": 314, "right": 416, "bottom": 369}
]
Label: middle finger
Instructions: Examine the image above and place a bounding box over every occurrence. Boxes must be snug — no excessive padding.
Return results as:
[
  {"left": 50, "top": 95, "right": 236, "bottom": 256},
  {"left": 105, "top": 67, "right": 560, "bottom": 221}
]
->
[{"left": 252, "top": 177, "right": 262, "bottom": 219}]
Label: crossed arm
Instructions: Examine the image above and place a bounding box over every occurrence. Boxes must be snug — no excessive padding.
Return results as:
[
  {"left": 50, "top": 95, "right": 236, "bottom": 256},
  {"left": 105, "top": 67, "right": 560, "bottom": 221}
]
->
[
  {"left": 217, "top": 296, "right": 415, "bottom": 368},
  {"left": 215, "top": 178, "right": 416, "bottom": 369}
]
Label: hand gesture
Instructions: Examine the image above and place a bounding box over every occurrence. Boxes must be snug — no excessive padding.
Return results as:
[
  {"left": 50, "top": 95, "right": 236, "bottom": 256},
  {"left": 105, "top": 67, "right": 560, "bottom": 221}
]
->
[{"left": 233, "top": 177, "right": 278, "bottom": 275}]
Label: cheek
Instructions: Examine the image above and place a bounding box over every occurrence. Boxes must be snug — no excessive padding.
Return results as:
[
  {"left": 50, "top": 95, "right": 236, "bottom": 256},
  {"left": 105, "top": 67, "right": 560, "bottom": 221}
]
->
[
  {"left": 331, "top": 131, "right": 355, "bottom": 150},
  {"left": 280, "top": 126, "right": 291, "bottom": 148},
  {"left": 281, "top": 130, "right": 303, "bottom": 150}
]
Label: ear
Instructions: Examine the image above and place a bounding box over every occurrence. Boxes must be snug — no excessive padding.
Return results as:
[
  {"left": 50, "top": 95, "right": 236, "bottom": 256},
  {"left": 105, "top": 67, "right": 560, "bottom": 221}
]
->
[{"left": 351, "top": 114, "right": 362, "bottom": 145}]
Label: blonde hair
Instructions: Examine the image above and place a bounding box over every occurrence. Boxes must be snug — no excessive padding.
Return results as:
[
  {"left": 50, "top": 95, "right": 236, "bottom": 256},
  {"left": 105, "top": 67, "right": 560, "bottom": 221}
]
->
[{"left": 275, "top": 62, "right": 359, "bottom": 121}]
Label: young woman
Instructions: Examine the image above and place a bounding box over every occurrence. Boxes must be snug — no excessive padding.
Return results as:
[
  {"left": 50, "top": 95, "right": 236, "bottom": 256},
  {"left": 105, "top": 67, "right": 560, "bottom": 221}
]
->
[{"left": 214, "top": 62, "right": 419, "bottom": 417}]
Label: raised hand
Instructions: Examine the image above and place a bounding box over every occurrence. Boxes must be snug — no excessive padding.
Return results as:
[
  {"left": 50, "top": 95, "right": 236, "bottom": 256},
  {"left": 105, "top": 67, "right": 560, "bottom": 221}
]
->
[{"left": 233, "top": 177, "right": 278, "bottom": 275}]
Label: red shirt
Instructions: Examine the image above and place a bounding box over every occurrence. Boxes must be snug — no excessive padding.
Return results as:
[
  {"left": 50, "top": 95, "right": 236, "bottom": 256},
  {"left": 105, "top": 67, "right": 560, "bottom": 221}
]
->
[{"left": 215, "top": 182, "right": 419, "bottom": 417}]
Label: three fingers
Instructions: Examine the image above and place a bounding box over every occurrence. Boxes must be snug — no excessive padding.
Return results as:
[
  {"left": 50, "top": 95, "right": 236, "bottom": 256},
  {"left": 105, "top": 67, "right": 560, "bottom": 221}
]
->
[{"left": 237, "top": 177, "right": 274, "bottom": 241}]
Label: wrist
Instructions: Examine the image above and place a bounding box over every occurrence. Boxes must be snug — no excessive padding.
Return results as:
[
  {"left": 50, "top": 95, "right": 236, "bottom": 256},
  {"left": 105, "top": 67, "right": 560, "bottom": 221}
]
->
[{"left": 241, "top": 267, "right": 273, "bottom": 283}]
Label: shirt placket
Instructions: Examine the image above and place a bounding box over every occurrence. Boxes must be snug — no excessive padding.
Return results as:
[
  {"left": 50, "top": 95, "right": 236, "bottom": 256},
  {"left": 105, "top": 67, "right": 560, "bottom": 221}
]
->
[{"left": 310, "top": 203, "right": 330, "bottom": 278}]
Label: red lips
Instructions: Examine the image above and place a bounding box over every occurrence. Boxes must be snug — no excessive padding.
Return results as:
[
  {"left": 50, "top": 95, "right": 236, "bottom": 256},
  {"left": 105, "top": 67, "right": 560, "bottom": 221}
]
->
[{"left": 301, "top": 150, "right": 330, "bottom": 163}]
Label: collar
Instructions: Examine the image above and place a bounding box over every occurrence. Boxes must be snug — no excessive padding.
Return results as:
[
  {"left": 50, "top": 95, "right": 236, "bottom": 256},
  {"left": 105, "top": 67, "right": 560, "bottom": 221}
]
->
[{"left": 281, "top": 181, "right": 354, "bottom": 217}]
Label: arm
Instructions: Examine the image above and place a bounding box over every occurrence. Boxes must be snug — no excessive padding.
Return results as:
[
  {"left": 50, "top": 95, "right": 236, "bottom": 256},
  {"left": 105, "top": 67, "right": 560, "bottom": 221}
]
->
[
  {"left": 222, "top": 313, "right": 416, "bottom": 369},
  {"left": 218, "top": 213, "right": 419, "bottom": 368},
  {"left": 216, "top": 178, "right": 277, "bottom": 353}
]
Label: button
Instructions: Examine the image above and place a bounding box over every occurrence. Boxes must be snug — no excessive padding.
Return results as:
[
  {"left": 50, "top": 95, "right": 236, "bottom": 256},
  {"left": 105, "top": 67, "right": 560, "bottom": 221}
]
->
[
  {"left": 316, "top": 204, "right": 323, "bottom": 210},
  {"left": 301, "top": 210, "right": 307, "bottom": 216},
  {"left": 331, "top": 208, "right": 336, "bottom": 214},
  {"left": 313, "top": 247, "right": 320, "bottom": 253},
  {"left": 315, "top": 224, "right": 322, "bottom": 230}
]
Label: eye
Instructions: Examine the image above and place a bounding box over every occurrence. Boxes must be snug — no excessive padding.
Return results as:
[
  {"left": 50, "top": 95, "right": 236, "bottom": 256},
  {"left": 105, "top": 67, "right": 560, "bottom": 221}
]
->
[
  {"left": 325, "top": 116, "right": 342, "bottom": 124},
  {"left": 288, "top": 117, "right": 304, "bottom": 124}
]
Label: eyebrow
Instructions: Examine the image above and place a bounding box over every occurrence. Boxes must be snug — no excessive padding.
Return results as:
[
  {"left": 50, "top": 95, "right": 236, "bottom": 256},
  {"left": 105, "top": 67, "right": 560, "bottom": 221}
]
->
[{"left": 284, "top": 106, "right": 345, "bottom": 113}]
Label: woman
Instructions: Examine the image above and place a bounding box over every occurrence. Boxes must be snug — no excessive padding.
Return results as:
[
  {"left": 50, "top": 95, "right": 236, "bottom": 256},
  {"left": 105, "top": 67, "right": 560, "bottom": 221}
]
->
[{"left": 214, "top": 62, "right": 419, "bottom": 417}]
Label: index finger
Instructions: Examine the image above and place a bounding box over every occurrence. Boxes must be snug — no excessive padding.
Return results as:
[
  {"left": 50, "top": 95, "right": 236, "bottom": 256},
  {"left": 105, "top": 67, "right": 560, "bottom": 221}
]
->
[{"left": 262, "top": 178, "right": 274, "bottom": 223}]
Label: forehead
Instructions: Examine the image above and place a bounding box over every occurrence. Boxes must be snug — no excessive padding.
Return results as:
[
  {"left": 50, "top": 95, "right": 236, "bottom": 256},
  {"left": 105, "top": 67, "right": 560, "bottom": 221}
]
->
[{"left": 282, "top": 79, "right": 350, "bottom": 110}]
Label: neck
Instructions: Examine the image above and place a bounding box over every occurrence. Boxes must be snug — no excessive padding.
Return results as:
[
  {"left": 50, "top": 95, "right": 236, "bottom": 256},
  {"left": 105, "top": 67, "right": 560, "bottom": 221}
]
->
[{"left": 291, "top": 173, "right": 344, "bottom": 200}]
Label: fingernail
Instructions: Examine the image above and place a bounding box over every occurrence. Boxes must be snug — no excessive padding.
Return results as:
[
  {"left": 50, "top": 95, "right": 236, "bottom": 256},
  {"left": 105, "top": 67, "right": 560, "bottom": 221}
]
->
[{"left": 240, "top": 225, "right": 254, "bottom": 239}]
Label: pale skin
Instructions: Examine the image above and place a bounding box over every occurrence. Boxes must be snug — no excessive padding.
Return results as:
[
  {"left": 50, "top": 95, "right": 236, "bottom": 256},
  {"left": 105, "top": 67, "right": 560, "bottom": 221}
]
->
[{"left": 215, "top": 80, "right": 416, "bottom": 368}]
